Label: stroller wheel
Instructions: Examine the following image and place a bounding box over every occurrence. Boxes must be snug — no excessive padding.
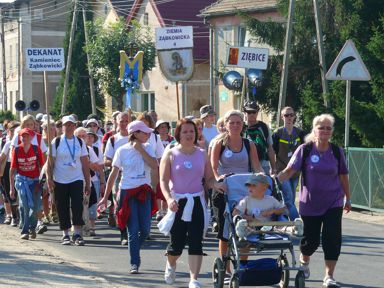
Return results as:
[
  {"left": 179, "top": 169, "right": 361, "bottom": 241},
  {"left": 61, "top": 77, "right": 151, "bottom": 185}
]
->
[
  {"left": 295, "top": 271, "right": 306, "bottom": 288},
  {"left": 213, "top": 257, "right": 224, "bottom": 288},
  {"left": 279, "top": 254, "right": 290, "bottom": 288},
  {"left": 229, "top": 275, "right": 239, "bottom": 288}
]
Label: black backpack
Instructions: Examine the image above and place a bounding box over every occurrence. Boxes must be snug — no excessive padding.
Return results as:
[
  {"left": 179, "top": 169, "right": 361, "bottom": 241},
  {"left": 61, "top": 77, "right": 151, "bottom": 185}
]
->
[
  {"left": 301, "top": 142, "right": 341, "bottom": 185},
  {"left": 55, "top": 136, "right": 83, "bottom": 150},
  {"left": 245, "top": 122, "right": 269, "bottom": 161},
  {"left": 219, "top": 138, "right": 252, "bottom": 172}
]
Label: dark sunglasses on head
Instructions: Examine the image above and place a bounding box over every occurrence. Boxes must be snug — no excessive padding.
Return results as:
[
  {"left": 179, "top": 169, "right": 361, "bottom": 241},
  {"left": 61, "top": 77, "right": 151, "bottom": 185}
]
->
[
  {"left": 318, "top": 126, "right": 333, "bottom": 131},
  {"left": 283, "top": 113, "right": 295, "bottom": 118}
]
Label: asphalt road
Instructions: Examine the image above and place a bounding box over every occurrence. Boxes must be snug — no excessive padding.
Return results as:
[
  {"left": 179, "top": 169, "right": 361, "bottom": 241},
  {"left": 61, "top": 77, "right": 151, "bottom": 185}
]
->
[{"left": 0, "top": 213, "right": 383, "bottom": 288}]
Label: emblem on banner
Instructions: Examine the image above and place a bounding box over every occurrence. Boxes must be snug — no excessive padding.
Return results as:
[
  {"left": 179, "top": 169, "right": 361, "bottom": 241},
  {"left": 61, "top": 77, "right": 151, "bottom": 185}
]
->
[
  {"left": 158, "top": 48, "right": 194, "bottom": 82},
  {"left": 118, "top": 50, "right": 144, "bottom": 109}
]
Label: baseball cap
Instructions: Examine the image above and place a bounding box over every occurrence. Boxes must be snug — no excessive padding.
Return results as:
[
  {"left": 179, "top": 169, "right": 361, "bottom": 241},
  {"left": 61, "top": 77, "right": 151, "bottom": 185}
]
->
[
  {"left": 242, "top": 100, "right": 260, "bottom": 112},
  {"left": 62, "top": 115, "right": 77, "bottom": 125},
  {"left": 85, "top": 118, "right": 99, "bottom": 128},
  {"left": 128, "top": 120, "right": 153, "bottom": 134},
  {"left": 245, "top": 173, "right": 270, "bottom": 187},
  {"left": 155, "top": 120, "right": 170, "bottom": 129},
  {"left": 200, "top": 105, "right": 216, "bottom": 119},
  {"left": 19, "top": 128, "right": 35, "bottom": 137},
  {"left": 36, "top": 113, "right": 44, "bottom": 121},
  {"left": 112, "top": 111, "right": 121, "bottom": 119}
]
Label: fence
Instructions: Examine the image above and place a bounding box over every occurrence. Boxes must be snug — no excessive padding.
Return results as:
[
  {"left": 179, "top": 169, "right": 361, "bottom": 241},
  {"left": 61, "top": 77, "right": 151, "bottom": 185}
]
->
[{"left": 347, "top": 148, "right": 384, "bottom": 212}]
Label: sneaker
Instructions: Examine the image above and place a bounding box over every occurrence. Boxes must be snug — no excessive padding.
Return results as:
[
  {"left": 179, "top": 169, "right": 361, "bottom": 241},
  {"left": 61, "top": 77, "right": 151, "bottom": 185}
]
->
[
  {"left": 189, "top": 279, "right": 201, "bottom": 288},
  {"left": 72, "top": 234, "right": 85, "bottom": 246},
  {"left": 108, "top": 215, "right": 116, "bottom": 227},
  {"left": 4, "top": 216, "right": 12, "bottom": 225},
  {"left": 11, "top": 218, "right": 18, "bottom": 227},
  {"left": 42, "top": 217, "right": 50, "bottom": 225},
  {"left": 293, "top": 218, "right": 304, "bottom": 237},
  {"left": 224, "top": 274, "right": 232, "bottom": 285},
  {"left": 30, "top": 229, "right": 37, "bottom": 239},
  {"left": 300, "top": 256, "right": 310, "bottom": 279},
  {"left": 323, "top": 276, "right": 340, "bottom": 287},
  {"left": 61, "top": 235, "right": 71, "bottom": 245},
  {"left": 121, "top": 239, "right": 128, "bottom": 246},
  {"left": 37, "top": 224, "right": 48, "bottom": 234},
  {"left": 164, "top": 261, "right": 176, "bottom": 284},
  {"left": 212, "top": 221, "right": 219, "bottom": 232},
  {"left": 20, "top": 233, "right": 29, "bottom": 240},
  {"left": 130, "top": 264, "right": 139, "bottom": 274},
  {"left": 90, "top": 229, "right": 96, "bottom": 237}
]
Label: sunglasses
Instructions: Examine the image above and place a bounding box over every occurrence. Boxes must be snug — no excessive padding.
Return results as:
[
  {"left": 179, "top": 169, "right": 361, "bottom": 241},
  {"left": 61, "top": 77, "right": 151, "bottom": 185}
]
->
[
  {"left": 283, "top": 113, "right": 295, "bottom": 118},
  {"left": 318, "top": 126, "right": 333, "bottom": 131}
]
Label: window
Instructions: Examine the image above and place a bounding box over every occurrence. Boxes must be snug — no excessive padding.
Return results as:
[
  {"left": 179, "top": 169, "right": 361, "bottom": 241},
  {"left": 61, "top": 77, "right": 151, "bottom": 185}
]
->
[
  {"left": 140, "top": 92, "right": 155, "bottom": 111},
  {"left": 144, "top": 13, "right": 149, "bottom": 25},
  {"left": 9, "top": 45, "right": 13, "bottom": 70},
  {"left": 237, "top": 26, "right": 246, "bottom": 47}
]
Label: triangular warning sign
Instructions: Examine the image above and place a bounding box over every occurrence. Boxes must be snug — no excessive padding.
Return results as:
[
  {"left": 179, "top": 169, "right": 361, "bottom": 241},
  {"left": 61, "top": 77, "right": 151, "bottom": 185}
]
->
[{"left": 326, "top": 40, "right": 371, "bottom": 81}]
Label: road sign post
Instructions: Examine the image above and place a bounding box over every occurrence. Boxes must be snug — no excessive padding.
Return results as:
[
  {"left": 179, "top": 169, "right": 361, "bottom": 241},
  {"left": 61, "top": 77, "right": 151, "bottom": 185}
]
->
[{"left": 326, "top": 40, "right": 371, "bottom": 148}]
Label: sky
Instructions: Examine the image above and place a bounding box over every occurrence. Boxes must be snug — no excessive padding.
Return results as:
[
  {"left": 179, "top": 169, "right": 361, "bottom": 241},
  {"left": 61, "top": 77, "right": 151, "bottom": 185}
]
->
[{"left": 0, "top": 0, "right": 15, "bottom": 3}]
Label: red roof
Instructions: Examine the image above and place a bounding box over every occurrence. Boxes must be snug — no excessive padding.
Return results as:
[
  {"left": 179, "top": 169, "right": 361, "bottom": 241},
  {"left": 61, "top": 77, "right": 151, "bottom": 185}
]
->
[{"left": 127, "top": 0, "right": 216, "bottom": 61}]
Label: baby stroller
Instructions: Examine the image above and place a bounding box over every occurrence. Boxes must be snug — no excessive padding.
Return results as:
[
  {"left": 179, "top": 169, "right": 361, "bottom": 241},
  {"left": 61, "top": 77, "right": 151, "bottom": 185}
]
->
[{"left": 212, "top": 173, "right": 305, "bottom": 288}]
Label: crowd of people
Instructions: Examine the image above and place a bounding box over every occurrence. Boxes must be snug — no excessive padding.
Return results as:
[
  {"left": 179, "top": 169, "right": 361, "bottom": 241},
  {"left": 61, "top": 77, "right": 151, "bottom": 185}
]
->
[{"left": 0, "top": 104, "right": 351, "bottom": 288}]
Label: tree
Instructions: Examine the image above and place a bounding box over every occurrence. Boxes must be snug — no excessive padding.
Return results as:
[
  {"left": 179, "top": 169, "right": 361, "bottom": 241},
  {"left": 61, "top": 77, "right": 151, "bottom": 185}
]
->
[
  {"left": 244, "top": 0, "right": 384, "bottom": 147},
  {"left": 0, "top": 110, "right": 15, "bottom": 123},
  {"left": 52, "top": 3, "right": 104, "bottom": 120},
  {"left": 86, "top": 18, "right": 156, "bottom": 111}
]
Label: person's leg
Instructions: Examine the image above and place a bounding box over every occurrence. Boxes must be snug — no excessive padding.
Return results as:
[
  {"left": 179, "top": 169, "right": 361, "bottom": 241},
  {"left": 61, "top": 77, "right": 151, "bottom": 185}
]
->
[
  {"left": 17, "top": 188, "right": 30, "bottom": 235},
  {"left": 281, "top": 180, "right": 299, "bottom": 220},
  {"left": 69, "top": 180, "right": 85, "bottom": 235},
  {"left": 289, "top": 177, "right": 299, "bottom": 204},
  {"left": 54, "top": 182, "right": 72, "bottom": 232},
  {"left": 29, "top": 181, "right": 41, "bottom": 232},
  {"left": 187, "top": 198, "right": 204, "bottom": 281},
  {"left": 127, "top": 196, "right": 141, "bottom": 267},
  {"left": 41, "top": 188, "right": 50, "bottom": 221},
  {"left": 322, "top": 207, "right": 343, "bottom": 279},
  {"left": 138, "top": 195, "right": 151, "bottom": 247}
]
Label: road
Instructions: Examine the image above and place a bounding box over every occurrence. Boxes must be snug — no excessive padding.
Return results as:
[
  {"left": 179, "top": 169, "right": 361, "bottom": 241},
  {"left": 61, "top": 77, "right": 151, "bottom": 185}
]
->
[{"left": 0, "top": 212, "right": 383, "bottom": 288}]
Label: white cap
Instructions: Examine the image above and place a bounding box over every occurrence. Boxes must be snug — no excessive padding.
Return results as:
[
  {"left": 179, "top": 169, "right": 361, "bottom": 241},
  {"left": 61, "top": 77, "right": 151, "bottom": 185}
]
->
[
  {"left": 155, "top": 120, "right": 169, "bottom": 129},
  {"left": 62, "top": 115, "right": 77, "bottom": 124},
  {"left": 85, "top": 118, "right": 99, "bottom": 127},
  {"left": 36, "top": 113, "right": 44, "bottom": 121}
]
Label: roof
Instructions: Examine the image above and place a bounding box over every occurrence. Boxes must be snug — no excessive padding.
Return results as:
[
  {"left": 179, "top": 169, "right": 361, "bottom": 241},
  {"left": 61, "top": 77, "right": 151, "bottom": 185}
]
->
[
  {"left": 199, "top": 0, "right": 277, "bottom": 18},
  {"left": 127, "top": 0, "right": 216, "bottom": 61},
  {"left": 109, "top": 0, "right": 129, "bottom": 18}
]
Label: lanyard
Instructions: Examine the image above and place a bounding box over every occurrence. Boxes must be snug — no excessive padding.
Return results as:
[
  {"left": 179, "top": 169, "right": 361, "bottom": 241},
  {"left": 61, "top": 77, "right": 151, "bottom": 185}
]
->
[{"left": 64, "top": 137, "right": 76, "bottom": 162}]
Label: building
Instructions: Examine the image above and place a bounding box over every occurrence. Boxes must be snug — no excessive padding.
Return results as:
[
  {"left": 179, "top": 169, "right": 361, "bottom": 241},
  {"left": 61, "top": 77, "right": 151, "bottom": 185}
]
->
[
  {"left": 0, "top": 0, "right": 72, "bottom": 117},
  {"left": 104, "top": 0, "right": 217, "bottom": 122},
  {"left": 199, "top": 0, "right": 282, "bottom": 120}
]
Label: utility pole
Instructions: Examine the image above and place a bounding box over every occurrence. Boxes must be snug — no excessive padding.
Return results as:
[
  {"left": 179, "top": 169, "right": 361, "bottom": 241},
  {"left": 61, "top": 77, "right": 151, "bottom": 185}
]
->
[
  {"left": 82, "top": 3, "right": 96, "bottom": 114},
  {"left": 313, "top": 0, "right": 329, "bottom": 108},
  {"left": 61, "top": 0, "right": 78, "bottom": 114},
  {"left": 277, "top": 0, "right": 294, "bottom": 126},
  {"left": 1, "top": 8, "right": 7, "bottom": 110}
]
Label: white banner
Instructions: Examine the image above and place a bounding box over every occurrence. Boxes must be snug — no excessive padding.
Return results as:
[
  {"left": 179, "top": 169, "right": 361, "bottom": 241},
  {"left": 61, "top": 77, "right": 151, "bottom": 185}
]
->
[
  {"left": 155, "top": 26, "right": 193, "bottom": 50},
  {"left": 158, "top": 49, "right": 194, "bottom": 82},
  {"left": 26, "top": 48, "right": 65, "bottom": 71},
  {"left": 226, "top": 46, "right": 269, "bottom": 69}
]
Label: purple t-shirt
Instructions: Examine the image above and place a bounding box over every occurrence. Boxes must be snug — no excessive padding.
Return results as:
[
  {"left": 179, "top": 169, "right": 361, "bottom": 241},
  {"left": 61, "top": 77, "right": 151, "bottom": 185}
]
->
[{"left": 288, "top": 143, "right": 348, "bottom": 216}]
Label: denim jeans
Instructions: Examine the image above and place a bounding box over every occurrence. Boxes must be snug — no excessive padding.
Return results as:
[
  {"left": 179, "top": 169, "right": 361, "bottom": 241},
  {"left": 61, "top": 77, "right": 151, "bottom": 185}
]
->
[
  {"left": 17, "top": 180, "right": 40, "bottom": 234},
  {"left": 89, "top": 179, "right": 101, "bottom": 220},
  {"left": 281, "top": 177, "right": 300, "bottom": 220},
  {"left": 125, "top": 191, "right": 151, "bottom": 267}
]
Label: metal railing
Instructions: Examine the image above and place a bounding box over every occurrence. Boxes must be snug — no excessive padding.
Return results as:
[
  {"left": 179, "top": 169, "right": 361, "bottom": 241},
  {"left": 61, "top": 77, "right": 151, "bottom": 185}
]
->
[{"left": 347, "top": 148, "right": 384, "bottom": 212}]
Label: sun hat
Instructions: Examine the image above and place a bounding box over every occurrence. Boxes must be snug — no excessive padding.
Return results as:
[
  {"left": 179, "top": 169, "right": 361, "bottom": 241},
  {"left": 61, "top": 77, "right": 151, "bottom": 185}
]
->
[
  {"left": 245, "top": 173, "right": 270, "bottom": 187},
  {"left": 199, "top": 105, "right": 216, "bottom": 119},
  {"left": 128, "top": 120, "right": 153, "bottom": 134},
  {"left": 85, "top": 118, "right": 99, "bottom": 128},
  {"left": 86, "top": 129, "right": 98, "bottom": 143},
  {"left": 155, "top": 120, "right": 170, "bottom": 129}
]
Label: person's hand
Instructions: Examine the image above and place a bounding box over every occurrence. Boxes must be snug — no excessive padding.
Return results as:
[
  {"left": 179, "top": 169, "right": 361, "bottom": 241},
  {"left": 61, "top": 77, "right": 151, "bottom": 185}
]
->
[
  {"left": 97, "top": 196, "right": 107, "bottom": 209},
  {"left": 84, "top": 186, "right": 91, "bottom": 196},
  {"left": 132, "top": 140, "right": 144, "bottom": 152},
  {"left": 47, "top": 179, "right": 55, "bottom": 192},
  {"left": 167, "top": 198, "right": 178, "bottom": 212},
  {"left": 100, "top": 183, "right": 106, "bottom": 197},
  {"left": 10, "top": 187, "right": 15, "bottom": 200},
  {"left": 344, "top": 200, "right": 352, "bottom": 213},
  {"left": 261, "top": 209, "right": 275, "bottom": 217}
]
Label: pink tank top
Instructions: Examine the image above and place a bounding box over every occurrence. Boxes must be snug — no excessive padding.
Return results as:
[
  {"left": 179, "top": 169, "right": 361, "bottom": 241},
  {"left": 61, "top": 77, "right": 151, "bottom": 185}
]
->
[{"left": 170, "top": 147, "right": 205, "bottom": 194}]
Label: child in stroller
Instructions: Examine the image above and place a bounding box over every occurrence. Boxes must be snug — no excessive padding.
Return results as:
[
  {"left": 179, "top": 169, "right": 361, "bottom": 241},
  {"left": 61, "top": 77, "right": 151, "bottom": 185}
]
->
[{"left": 212, "top": 173, "right": 305, "bottom": 288}]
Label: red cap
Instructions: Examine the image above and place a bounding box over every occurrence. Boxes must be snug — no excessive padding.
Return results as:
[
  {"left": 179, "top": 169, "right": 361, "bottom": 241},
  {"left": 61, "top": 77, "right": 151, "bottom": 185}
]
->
[{"left": 19, "top": 128, "right": 35, "bottom": 137}]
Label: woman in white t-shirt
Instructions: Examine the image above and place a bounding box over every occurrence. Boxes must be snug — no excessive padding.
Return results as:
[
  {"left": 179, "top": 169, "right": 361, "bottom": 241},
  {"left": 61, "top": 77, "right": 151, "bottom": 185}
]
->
[{"left": 98, "top": 120, "right": 157, "bottom": 274}]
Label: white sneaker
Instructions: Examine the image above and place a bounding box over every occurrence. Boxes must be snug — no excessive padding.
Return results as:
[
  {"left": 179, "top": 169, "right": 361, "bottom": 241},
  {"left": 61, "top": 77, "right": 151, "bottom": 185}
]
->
[
  {"left": 299, "top": 256, "right": 310, "bottom": 279},
  {"left": 164, "top": 261, "right": 176, "bottom": 284},
  {"left": 323, "top": 276, "right": 340, "bottom": 287},
  {"left": 189, "top": 279, "right": 201, "bottom": 288},
  {"left": 293, "top": 218, "right": 304, "bottom": 237}
]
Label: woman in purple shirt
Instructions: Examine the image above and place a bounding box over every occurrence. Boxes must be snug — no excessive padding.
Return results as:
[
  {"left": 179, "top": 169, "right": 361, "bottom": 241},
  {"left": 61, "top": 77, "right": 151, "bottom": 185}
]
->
[
  {"left": 159, "top": 118, "right": 225, "bottom": 288},
  {"left": 277, "top": 114, "right": 351, "bottom": 288}
]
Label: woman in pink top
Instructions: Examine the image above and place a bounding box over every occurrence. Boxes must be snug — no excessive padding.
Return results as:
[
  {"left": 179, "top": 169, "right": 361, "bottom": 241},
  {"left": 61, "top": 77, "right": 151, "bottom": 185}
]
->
[{"left": 159, "top": 118, "right": 225, "bottom": 288}]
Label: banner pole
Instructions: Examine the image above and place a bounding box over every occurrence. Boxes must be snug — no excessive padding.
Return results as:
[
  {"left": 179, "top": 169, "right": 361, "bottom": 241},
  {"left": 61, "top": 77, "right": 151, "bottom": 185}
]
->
[{"left": 176, "top": 81, "right": 180, "bottom": 120}]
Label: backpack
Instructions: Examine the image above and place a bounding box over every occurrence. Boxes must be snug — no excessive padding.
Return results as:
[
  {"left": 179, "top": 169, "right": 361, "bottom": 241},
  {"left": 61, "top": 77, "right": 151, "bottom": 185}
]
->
[
  {"left": 219, "top": 138, "right": 252, "bottom": 172},
  {"left": 245, "top": 122, "right": 269, "bottom": 161},
  {"left": 55, "top": 136, "right": 83, "bottom": 150},
  {"left": 301, "top": 142, "right": 341, "bottom": 186}
]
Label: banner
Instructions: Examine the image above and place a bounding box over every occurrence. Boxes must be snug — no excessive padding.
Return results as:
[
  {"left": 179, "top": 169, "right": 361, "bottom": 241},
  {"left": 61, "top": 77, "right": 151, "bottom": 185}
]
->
[{"left": 158, "top": 49, "right": 194, "bottom": 82}]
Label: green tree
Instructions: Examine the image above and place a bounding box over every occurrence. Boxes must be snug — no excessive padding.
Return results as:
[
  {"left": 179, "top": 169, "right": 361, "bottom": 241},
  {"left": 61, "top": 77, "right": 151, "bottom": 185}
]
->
[
  {"left": 86, "top": 18, "right": 156, "bottom": 111},
  {"left": 52, "top": 4, "right": 104, "bottom": 120},
  {"left": 0, "top": 110, "right": 15, "bottom": 123},
  {"left": 244, "top": 0, "right": 384, "bottom": 147}
]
